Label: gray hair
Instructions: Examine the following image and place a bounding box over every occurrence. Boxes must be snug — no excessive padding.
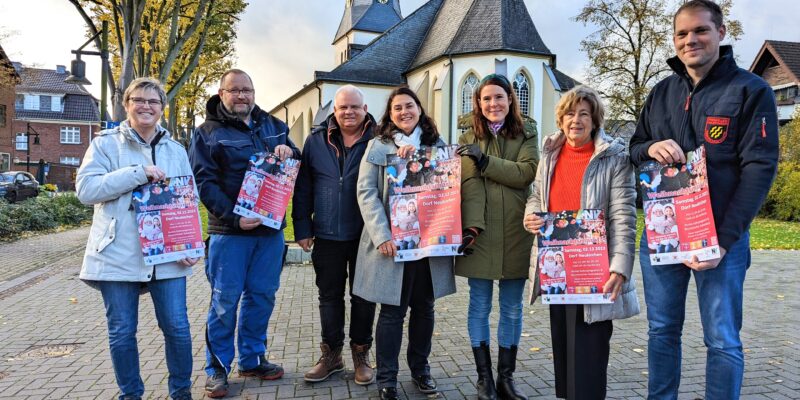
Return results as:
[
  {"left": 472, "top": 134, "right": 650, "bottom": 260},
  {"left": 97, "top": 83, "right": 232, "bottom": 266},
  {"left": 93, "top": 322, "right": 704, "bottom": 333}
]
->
[
  {"left": 334, "top": 84, "right": 365, "bottom": 108},
  {"left": 220, "top": 68, "right": 253, "bottom": 87},
  {"left": 123, "top": 77, "right": 167, "bottom": 106}
]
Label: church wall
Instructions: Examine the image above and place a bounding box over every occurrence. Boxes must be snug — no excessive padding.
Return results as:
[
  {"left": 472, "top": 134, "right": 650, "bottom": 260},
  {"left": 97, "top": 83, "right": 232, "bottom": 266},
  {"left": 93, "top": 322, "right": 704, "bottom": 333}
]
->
[{"left": 540, "top": 65, "right": 558, "bottom": 145}]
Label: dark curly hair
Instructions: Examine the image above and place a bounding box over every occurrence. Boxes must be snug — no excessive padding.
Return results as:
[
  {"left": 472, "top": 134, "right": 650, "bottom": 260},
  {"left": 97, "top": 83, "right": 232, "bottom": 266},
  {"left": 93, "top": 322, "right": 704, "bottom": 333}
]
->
[
  {"left": 471, "top": 74, "right": 525, "bottom": 141},
  {"left": 377, "top": 87, "right": 440, "bottom": 146}
]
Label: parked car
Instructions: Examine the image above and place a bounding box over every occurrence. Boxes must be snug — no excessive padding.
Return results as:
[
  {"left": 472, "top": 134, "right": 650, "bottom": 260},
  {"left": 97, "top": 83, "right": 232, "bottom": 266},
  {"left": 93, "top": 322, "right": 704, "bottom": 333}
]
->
[{"left": 0, "top": 171, "right": 40, "bottom": 203}]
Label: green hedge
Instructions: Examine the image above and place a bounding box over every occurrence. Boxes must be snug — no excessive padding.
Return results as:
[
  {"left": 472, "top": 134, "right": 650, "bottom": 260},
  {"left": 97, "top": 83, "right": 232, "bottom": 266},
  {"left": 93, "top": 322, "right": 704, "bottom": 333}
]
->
[
  {"left": 760, "top": 116, "right": 800, "bottom": 222},
  {"left": 0, "top": 193, "right": 93, "bottom": 239}
]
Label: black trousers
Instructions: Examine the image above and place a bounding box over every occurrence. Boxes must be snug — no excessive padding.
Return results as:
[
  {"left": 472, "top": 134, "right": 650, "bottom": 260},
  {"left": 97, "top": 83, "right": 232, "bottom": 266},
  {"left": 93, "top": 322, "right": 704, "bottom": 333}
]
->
[
  {"left": 312, "top": 238, "right": 376, "bottom": 348},
  {"left": 550, "top": 304, "right": 613, "bottom": 400},
  {"left": 375, "top": 258, "right": 435, "bottom": 388}
]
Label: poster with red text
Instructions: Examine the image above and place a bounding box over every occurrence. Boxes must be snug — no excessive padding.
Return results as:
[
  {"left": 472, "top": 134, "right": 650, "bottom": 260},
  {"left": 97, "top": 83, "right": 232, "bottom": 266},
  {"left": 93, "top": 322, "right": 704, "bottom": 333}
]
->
[
  {"left": 638, "top": 145, "right": 720, "bottom": 265},
  {"left": 234, "top": 152, "right": 300, "bottom": 229},
  {"left": 536, "top": 209, "right": 612, "bottom": 305},
  {"left": 387, "top": 145, "right": 461, "bottom": 262},
  {"left": 132, "top": 175, "right": 204, "bottom": 265}
]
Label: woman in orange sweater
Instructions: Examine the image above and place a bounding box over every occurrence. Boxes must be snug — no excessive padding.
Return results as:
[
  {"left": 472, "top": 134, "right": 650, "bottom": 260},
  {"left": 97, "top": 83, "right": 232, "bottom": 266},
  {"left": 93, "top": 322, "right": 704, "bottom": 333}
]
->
[{"left": 522, "top": 86, "right": 639, "bottom": 399}]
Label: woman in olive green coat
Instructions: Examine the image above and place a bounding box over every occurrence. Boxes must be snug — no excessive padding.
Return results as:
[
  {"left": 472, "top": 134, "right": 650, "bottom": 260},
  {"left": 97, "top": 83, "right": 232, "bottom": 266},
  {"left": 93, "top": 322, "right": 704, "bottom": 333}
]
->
[{"left": 455, "top": 74, "right": 538, "bottom": 400}]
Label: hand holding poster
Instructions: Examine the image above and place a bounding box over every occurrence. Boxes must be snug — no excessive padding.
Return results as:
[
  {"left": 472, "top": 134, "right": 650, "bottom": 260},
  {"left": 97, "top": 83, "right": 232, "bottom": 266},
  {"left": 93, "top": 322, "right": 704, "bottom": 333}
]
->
[
  {"left": 536, "top": 209, "right": 612, "bottom": 305},
  {"left": 638, "top": 145, "right": 720, "bottom": 265},
  {"left": 234, "top": 152, "right": 301, "bottom": 229},
  {"left": 132, "top": 175, "right": 204, "bottom": 265},
  {"left": 387, "top": 145, "right": 461, "bottom": 262}
]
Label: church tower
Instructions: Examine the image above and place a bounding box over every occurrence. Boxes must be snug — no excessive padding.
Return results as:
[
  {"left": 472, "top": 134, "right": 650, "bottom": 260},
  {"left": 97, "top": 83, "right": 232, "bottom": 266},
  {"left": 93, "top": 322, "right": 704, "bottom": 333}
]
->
[{"left": 333, "top": 0, "right": 402, "bottom": 66}]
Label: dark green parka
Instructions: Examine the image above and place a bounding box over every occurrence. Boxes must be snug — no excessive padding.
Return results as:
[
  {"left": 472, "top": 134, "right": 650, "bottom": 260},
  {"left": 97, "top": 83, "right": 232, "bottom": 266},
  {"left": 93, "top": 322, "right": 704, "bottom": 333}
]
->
[{"left": 455, "top": 119, "right": 539, "bottom": 280}]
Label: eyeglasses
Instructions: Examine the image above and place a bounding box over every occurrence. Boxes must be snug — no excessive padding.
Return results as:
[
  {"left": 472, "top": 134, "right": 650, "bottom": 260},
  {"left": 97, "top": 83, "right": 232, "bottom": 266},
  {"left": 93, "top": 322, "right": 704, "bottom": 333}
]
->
[
  {"left": 222, "top": 88, "right": 255, "bottom": 96},
  {"left": 129, "top": 97, "right": 163, "bottom": 107}
]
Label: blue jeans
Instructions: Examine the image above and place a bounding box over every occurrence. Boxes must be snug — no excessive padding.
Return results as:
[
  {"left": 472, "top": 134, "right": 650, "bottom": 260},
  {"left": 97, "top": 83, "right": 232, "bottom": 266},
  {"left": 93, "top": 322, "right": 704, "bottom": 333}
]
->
[
  {"left": 98, "top": 278, "right": 192, "bottom": 400},
  {"left": 467, "top": 278, "right": 526, "bottom": 348},
  {"left": 205, "top": 232, "right": 284, "bottom": 375},
  {"left": 641, "top": 232, "right": 750, "bottom": 400}
]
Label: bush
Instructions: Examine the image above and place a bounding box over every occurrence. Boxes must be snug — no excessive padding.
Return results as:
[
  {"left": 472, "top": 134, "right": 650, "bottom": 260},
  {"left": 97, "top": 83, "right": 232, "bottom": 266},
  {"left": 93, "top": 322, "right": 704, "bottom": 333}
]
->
[
  {"left": 764, "top": 162, "right": 800, "bottom": 222},
  {"left": 0, "top": 192, "right": 93, "bottom": 240}
]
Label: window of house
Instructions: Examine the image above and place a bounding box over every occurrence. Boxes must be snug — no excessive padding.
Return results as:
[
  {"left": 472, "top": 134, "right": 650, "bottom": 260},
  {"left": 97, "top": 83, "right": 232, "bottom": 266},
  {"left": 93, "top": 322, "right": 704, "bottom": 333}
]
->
[
  {"left": 40, "top": 95, "right": 51, "bottom": 111},
  {"left": 513, "top": 72, "right": 531, "bottom": 117},
  {"left": 60, "top": 156, "right": 80, "bottom": 166},
  {"left": 23, "top": 94, "right": 40, "bottom": 111},
  {"left": 15, "top": 94, "right": 24, "bottom": 109},
  {"left": 15, "top": 133, "right": 27, "bottom": 151},
  {"left": 61, "top": 126, "right": 81, "bottom": 144},
  {"left": 461, "top": 74, "right": 479, "bottom": 116},
  {"left": 0, "top": 104, "right": 5, "bottom": 127}
]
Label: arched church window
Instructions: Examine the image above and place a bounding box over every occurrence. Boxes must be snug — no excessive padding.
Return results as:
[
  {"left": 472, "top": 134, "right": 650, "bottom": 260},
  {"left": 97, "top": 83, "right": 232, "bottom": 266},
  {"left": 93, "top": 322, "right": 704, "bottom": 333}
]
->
[
  {"left": 461, "top": 74, "right": 479, "bottom": 117},
  {"left": 513, "top": 72, "right": 530, "bottom": 117}
]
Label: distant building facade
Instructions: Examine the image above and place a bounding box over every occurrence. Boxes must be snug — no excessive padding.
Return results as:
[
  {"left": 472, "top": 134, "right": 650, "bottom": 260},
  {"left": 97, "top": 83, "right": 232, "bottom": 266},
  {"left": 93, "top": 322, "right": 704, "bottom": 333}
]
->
[
  {"left": 0, "top": 44, "right": 19, "bottom": 172},
  {"left": 270, "top": 0, "right": 579, "bottom": 148},
  {"left": 750, "top": 40, "right": 800, "bottom": 124},
  {"left": 11, "top": 63, "right": 100, "bottom": 189}
]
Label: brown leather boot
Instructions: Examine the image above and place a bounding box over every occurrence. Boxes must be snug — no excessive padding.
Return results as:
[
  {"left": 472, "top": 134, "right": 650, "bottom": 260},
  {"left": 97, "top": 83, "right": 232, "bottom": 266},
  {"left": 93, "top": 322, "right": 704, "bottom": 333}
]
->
[
  {"left": 304, "top": 343, "right": 344, "bottom": 382},
  {"left": 351, "top": 343, "right": 375, "bottom": 385}
]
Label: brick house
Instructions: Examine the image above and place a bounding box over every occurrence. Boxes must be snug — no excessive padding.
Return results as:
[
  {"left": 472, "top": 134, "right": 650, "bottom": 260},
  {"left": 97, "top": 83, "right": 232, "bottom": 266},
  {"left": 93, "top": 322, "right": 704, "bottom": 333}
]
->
[
  {"left": 750, "top": 40, "right": 800, "bottom": 124},
  {"left": 11, "top": 63, "right": 100, "bottom": 190},
  {"left": 0, "top": 44, "right": 19, "bottom": 172}
]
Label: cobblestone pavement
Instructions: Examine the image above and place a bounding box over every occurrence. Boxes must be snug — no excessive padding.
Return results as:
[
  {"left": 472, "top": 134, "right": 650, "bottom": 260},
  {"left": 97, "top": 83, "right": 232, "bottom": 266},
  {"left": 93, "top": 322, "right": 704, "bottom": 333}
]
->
[{"left": 0, "top": 229, "right": 797, "bottom": 399}]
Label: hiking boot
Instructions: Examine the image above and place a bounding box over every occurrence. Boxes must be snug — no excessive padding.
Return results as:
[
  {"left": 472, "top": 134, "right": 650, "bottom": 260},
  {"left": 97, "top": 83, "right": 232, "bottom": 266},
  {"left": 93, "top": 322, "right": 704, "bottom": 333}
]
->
[
  {"left": 351, "top": 342, "right": 375, "bottom": 385},
  {"left": 204, "top": 368, "right": 228, "bottom": 398},
  {"left": 238, "top": 355, "right": 284, "bottom": 380},
  {"left": 304, "top": 343, "right": 344, "bottom": 382}
]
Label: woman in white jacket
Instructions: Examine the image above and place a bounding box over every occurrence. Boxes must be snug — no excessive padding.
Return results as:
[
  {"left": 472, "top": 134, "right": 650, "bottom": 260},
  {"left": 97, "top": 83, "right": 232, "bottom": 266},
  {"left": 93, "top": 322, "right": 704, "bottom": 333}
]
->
[{"left": 76, "top": 77, "right": 198, "bottom": 400}]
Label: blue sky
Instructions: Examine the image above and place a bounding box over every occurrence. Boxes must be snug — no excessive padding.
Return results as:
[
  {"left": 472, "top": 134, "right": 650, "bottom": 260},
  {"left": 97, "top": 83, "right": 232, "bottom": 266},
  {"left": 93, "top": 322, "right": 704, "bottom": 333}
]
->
[{"left": 2, "top": 0, "right": 799, "bottom": 111}]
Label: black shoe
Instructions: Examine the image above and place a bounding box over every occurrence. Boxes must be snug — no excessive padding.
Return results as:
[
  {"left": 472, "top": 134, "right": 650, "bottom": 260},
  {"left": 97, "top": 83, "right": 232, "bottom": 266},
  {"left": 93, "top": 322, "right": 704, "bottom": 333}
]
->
[
  {"left": 204, "top": 369, "right": 229, "bottom": 398},
  {"left": 379, "top": 387, "right": 399, "bottom": 400},
  {"left": 238, "top": 356, "right": 284, "bottom": 380},
  {"left": 172, "top": 390, "right": 193, "bottom": 400},
  {"left": 497, "top": 346, "right": 527, "bottom": 400},
  {"left": 473, "top": 342, "right": 498, "bottom": 400},
  {"left": 411, "top": 374, "right": 438, "bottom": 394}
]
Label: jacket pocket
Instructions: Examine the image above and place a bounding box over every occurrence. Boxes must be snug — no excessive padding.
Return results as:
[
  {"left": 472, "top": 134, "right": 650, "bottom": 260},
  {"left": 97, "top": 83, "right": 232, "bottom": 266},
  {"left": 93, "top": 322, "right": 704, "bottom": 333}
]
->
[{"left": 88, "top": 209, "right": 117, "bottom": 253}]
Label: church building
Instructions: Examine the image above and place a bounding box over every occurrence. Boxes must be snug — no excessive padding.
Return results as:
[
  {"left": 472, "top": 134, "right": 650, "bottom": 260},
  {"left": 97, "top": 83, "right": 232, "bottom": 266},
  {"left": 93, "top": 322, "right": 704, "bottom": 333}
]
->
[{"left": 269, "top": 0, "right": 578, "bottom": 147}]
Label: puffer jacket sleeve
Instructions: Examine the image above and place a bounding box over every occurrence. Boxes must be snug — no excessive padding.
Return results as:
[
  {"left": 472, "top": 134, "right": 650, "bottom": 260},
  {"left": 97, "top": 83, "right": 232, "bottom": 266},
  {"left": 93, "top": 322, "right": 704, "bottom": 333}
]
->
[
  {"left": 76, "top": 135, "right": 148, "bottom": 205},
  {"left": 458, "top": 133, "right": 487, "bottom": 231},
  {"left": 524, "top": 155, "right": 547, "bottom": 217},
  {"left": 292, "top": 135, "right": 314, "bottom": 241},
  {"left": 481, "top": 136, "right": 538, "bottom": 190},
  {"left": 606, "top": 154, "right": 637, "bottom": 280},
  {"left": 357, "top": 139, "right": 392, "bottom": 247}
]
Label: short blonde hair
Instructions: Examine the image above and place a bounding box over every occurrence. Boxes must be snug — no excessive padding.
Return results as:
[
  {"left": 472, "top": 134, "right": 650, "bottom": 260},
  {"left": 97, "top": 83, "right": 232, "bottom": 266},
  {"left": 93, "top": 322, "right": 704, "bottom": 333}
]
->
[
  {"left": 123, "top": 77, "right": 167, "bottom": 106},
  {"left": 555, "top": 85, "right": 605, "bottom": 132}
]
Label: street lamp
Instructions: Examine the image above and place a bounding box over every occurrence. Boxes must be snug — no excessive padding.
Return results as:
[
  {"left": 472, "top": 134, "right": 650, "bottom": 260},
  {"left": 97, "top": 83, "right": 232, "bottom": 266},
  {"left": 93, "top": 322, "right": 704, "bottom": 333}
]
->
[
  {"left": 65, "top": 20, "right": 109, "bottom": 124},
  {"left": 25, "top": 122, "right": 41, "bottom": 173}
]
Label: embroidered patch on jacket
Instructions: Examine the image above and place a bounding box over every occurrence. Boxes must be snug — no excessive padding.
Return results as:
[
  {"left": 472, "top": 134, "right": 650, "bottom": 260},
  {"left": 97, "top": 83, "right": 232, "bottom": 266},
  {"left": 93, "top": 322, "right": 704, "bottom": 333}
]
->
[{"left": 704, "top": 116, "right": 730, "bottom": 144}]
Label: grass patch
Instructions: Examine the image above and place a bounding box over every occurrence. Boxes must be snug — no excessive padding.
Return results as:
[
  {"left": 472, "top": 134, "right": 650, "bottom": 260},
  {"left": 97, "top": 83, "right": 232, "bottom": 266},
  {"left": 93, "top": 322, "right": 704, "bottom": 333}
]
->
[
  {"left": 198, "top": 202, "right": 294, "bottom": 242},
  {"left": 635, "top": 210, "right": 799, "bottom": 250}
]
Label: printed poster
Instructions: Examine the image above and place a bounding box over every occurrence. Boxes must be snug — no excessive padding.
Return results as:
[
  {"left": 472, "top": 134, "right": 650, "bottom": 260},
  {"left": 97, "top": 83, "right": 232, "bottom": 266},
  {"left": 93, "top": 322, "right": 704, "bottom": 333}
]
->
[
  {"left": 387, "top": 145, "right": 462, "bottom": 262},
  {"left": 536, "top": 209, "right": 613, "bottom": 305},
  {"left": 233, "top": 152, "right": 301, "bottom": 229},
  {"left": 132, "top": 175, "right": 205, "bottom": 265},
  {"left": 638, "top": 145, "right": 720, "bottom": 265}
]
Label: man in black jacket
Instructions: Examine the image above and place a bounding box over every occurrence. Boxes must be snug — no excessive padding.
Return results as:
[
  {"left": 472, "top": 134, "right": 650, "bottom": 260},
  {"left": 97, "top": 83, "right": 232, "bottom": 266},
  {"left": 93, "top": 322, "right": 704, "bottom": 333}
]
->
[
  {"left": 292, "top": 85, "right": 377, "bottom": 385},
  {"left": 190, "top": 69, "right": 300, "bottom": 398},
  {"left": 629, "top": 2, "right": 779, "bottom": 398}
]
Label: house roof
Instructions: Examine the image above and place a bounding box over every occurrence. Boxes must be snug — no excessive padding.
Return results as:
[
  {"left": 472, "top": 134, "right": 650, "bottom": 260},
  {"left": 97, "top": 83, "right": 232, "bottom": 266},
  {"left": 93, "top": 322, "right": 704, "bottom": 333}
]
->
[
  {"left": 333, "top": 0, "right": 403, "bottom": 44},
  {"left": 409, "top": 0, "right": 552, "bottom": 69},
  {"left": 553, "top": 68, "right": 580, "bottom": 92},
  {"left": 15, "top": 64, "right": 93, "bottom": 96},
  {"left": 322, "top": 0, "right": 559, "bottom": 86},
  {"left": 750, "top": 40, "right": 800, "bottom": 84},
  {"left": 320, "top": 0, "right": 443, "bottom": 86},
  {"left": 16, "top": 94, "right": 99, "bottom": 122},
  {"left": 13, "top": 64, "right": 99, "bottom": 122}
]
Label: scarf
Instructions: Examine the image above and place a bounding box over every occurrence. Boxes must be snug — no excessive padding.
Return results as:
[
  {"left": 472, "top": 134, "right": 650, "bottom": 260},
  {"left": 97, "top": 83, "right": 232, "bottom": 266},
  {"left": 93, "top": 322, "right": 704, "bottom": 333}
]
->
[{"left": 393, "top": 125, "right": 422, "bottom": 149}]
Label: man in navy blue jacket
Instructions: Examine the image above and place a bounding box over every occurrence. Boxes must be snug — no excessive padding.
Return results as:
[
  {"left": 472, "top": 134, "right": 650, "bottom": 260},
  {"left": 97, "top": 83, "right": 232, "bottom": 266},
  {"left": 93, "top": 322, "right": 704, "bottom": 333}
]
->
[
  {"left": 629, "top": 1, "right": 779, "bottom": 398},
  {"left": 292, "top": 85, "right": 377, "bottom": 385},
  {"left": 190, "top": 69, "right": 300, "bottom": 398}
]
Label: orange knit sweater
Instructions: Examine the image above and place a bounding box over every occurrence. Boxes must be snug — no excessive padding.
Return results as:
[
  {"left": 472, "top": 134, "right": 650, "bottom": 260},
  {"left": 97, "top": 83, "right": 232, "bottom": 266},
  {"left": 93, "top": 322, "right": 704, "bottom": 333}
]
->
[{"left": 548, "top": 140, "right": 594, "bottom": 212}]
